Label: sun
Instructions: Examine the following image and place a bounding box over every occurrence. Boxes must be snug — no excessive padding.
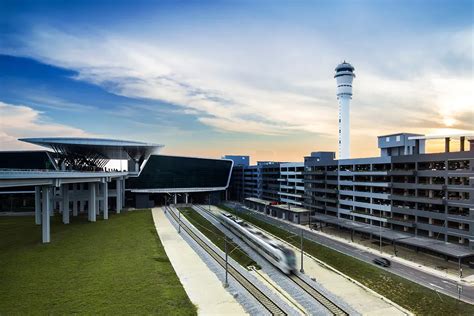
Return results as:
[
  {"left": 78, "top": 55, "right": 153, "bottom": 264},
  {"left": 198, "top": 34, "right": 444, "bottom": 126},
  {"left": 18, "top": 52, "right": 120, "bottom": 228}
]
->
[{"left": 443, "top": 117, "right": 456, "bottom": 127}]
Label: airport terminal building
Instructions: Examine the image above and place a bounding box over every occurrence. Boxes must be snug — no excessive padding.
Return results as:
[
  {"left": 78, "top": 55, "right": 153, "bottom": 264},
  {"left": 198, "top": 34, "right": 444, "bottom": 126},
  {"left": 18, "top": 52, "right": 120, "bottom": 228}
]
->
[{"left": 0, "top": 137, "right": 233, "bottom": 243}]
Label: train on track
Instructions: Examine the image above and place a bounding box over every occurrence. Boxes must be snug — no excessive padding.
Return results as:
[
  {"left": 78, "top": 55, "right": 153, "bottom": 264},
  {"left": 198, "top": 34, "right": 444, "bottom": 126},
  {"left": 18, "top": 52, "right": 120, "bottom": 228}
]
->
[{"left": 218, "top": 212, "right": 297, "bottom": 274}]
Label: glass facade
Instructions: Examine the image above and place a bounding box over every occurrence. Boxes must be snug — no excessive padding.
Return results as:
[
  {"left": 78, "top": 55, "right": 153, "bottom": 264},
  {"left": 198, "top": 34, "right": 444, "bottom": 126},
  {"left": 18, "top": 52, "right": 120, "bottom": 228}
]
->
[
  {"left": 127, "top": 155, "right": 232, "bottom": 189},
  {"left": 0, "top": 192, "right": 35, "bottom": 212},
  {"left": 0, "top": 151, "right": 55, "bottom": 170}
]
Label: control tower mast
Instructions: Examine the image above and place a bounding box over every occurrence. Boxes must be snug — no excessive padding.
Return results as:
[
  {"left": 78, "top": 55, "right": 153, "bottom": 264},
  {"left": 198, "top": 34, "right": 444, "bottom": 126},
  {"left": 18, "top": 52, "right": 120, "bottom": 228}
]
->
[{"left": 334, "top": 61, "right": 355, "bottom": 159}]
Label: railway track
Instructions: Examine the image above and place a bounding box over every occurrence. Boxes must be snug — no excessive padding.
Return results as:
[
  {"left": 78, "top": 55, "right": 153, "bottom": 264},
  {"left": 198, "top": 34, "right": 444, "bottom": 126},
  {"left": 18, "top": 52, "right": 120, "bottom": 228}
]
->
[
  {"left": 166, "top": 206, "right": 287, "bottom": 316},
  {"left": 288, "top": 274, "right": 348, "bottom": 316},
  {"left": 194, "top": 204, "right": 349, "bottom": 316}
]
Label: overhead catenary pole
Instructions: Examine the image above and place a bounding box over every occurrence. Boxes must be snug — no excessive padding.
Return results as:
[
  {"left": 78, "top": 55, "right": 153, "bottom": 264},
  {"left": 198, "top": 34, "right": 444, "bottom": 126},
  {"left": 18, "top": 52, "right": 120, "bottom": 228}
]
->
[
  {"left": 224, "top": 235, "right": 229, "bottom": 288},
  {"left": 300, "top": 228, "right": 304, "bottom": 273},
  {"left": 178, "top": 207, "right": 181, "bottom": 234}
]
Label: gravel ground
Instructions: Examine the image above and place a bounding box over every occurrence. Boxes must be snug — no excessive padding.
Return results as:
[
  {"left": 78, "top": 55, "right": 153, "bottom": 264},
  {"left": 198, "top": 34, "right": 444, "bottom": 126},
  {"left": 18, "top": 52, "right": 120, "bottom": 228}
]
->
[
  {"left": 193, "top": 205, "right": 357, "bottom": 316},
  {"left": 165, "top": 206, "right": 297, "bottom": 316}
]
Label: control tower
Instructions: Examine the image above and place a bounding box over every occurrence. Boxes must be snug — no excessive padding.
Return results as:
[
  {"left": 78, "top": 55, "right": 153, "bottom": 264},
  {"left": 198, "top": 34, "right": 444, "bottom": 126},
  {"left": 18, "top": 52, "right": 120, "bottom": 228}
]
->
[{"left": 334, "top": 61, "right": 355, "bottom": 159}]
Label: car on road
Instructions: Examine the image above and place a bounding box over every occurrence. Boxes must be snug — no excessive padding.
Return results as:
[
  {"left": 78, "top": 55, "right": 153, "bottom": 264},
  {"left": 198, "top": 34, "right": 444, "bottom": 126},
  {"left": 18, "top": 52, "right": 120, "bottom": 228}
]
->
[{"left": 373, "top": 257, "right": 391, "bottom": 267}]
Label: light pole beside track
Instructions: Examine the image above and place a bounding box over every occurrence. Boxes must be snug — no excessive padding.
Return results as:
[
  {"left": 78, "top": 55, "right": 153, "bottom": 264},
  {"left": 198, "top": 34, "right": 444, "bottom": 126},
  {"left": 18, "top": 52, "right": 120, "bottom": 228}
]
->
[
  {"left": 224, "top": 235, "right": 229, "bottom": 288},
  {"left": 300, "top": 228, "right": 304, "bottom": 273}
]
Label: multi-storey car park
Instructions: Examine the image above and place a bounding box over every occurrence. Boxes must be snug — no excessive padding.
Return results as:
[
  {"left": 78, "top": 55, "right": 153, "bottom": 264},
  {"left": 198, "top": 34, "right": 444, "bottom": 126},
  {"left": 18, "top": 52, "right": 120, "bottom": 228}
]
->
[
  {"left": 260, "top": 162, "right": 281, "bottom": 201},
  {"left": 278, "top": 162, "right": 305, "bottom": 206},
  {"left": 226, "top": 133, "right": 474, "bottom": 264}
]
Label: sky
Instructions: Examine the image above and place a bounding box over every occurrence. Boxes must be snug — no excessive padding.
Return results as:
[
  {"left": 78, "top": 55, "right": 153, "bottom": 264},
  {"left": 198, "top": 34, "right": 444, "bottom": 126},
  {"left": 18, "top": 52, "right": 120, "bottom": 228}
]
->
[{"left": 0, "top": 0, "right": 473, "bottom": 163}]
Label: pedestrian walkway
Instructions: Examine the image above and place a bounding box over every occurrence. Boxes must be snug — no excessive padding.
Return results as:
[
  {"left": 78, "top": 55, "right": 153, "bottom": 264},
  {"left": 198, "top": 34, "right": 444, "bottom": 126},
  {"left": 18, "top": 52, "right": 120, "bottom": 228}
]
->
[{"left": 152, "top": 207, "right": 247, "bottom": 315}]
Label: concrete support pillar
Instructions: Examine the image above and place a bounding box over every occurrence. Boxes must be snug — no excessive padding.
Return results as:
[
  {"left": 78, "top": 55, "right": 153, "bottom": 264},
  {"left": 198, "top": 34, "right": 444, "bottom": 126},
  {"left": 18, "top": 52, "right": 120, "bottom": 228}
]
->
[
  {"left": 460, "top": 136, "right": 465, "bottom": 151},
  {"left": 174, "top": 194, "right": 177, "bottom": 205},
  {"left": 62, "top": 184, "right": 70, "bottom": 224},
  {"left": 41, "top": 186, "right": 51, "bottom": 243},
  {"left": 50, "top": 190, "right": 54, "bottom": 217},
  {"left": 79, "top": 184, "right": 84, "bottom": 214},
  {"left": 58, "top": 186, "right": 63, "bottom": 214},
  {"left": 185, "top": 193, "right": 189, "bottom": 204},
  {"left": 103, "top": 182, "right": 109, "bottom": 220},
  {"left": 445, "top": 137, "right": 450, "bottom": 153},
  {"left": 96, "top": 196, "right": 100, "bottom": 216},
  {"left": 116, "top": 178, "right": 122, "bottom": 213},
  {"left": 35, "top": 186, "right": 41, "bottom": 225},
  {"left": 122, "top": 179, "right": 126, "bottom": 208},
  {"left": 89, "top": 183, "right": 97, "bottom": 222}
]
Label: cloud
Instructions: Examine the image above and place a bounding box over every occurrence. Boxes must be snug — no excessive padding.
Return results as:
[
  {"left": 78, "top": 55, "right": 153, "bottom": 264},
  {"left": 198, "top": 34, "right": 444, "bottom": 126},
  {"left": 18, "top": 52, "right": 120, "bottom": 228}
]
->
[
  {"left": 25, "top": 94, "right": 96, "bottom": 112},
  {"left": 1, "top": 24, "right": 472, "bottom": 145},
  {"left": 0, "top": 101, "right": 90, "bottom": 150}
]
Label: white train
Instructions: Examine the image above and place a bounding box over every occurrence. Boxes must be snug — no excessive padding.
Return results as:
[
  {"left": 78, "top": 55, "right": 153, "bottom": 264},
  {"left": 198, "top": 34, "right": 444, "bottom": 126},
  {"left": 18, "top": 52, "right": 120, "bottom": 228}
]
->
[{"left": 218, "top": 212, "right": 297, "bottom": 274}]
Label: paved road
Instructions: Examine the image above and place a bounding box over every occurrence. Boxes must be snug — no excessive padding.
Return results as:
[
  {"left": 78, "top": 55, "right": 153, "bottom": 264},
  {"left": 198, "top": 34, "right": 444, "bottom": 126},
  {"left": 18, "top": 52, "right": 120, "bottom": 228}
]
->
[{"left": 226, "top": 203, "right": 474, "bottom": 304}]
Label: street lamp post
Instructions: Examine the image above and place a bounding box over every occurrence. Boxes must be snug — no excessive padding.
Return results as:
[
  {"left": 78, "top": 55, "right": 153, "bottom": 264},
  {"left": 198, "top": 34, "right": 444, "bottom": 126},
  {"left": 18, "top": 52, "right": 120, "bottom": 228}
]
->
[
  {"left": 300, "top": 228, "right": 305, "bottom": 273},
  {"left": 379, "top": 211, "right": 383, "bottom": 254},
  {"left": 458, "top": 284, "right": 463, "bottom": 300},
  {"left": 309, "top": 210, "right": 312, "bottom": 230}
]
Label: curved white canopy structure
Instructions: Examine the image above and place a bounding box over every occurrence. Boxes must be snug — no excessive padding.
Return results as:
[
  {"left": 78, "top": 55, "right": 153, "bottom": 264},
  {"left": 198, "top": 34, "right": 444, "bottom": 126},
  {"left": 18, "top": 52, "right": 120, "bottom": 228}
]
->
[{"left": 20, "top": 137, "right": 163, "bottom": 168}]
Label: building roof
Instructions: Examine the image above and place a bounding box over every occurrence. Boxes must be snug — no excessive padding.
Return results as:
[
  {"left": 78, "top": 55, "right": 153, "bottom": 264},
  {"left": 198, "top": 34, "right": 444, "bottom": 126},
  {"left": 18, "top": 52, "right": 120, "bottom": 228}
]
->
[
  {"left": 245, "top": 197, "right": 310, "bottom": 213},
  {"left": 130, "top": 187, "right": 227, "bottom": 193},
  {"left": 408, "top": 133, "right": 474, "bottom": 140},
  {"left": 334, "top": 61, "right": 355, "bottom": 72},
  {"left": 311, "top": 213, "right": 474, "bottom": 258},
  {"left": 272, "top": 204, "right": 310, "bottom": 213},
  {"left": 377, "top": 132, "right": 424, "bottom": 138},
  {"left": 20, "top": 137, "right": 162, "bottom": 160},
  {"left": 245, "top": 197, "right": 272, "bottom": 205}
]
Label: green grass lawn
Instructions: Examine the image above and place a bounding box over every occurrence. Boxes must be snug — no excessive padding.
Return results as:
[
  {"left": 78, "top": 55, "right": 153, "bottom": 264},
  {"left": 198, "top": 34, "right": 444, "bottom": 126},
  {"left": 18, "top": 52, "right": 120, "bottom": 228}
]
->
[
  {"left": 219, "top": 204, "right": 474, "bottom": 316},
  {"left": 0, "top": 210, "right": 196, "bottom": 315},
  {"left": 178, "top": 207, "right": 259, "bottom": 269}
]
